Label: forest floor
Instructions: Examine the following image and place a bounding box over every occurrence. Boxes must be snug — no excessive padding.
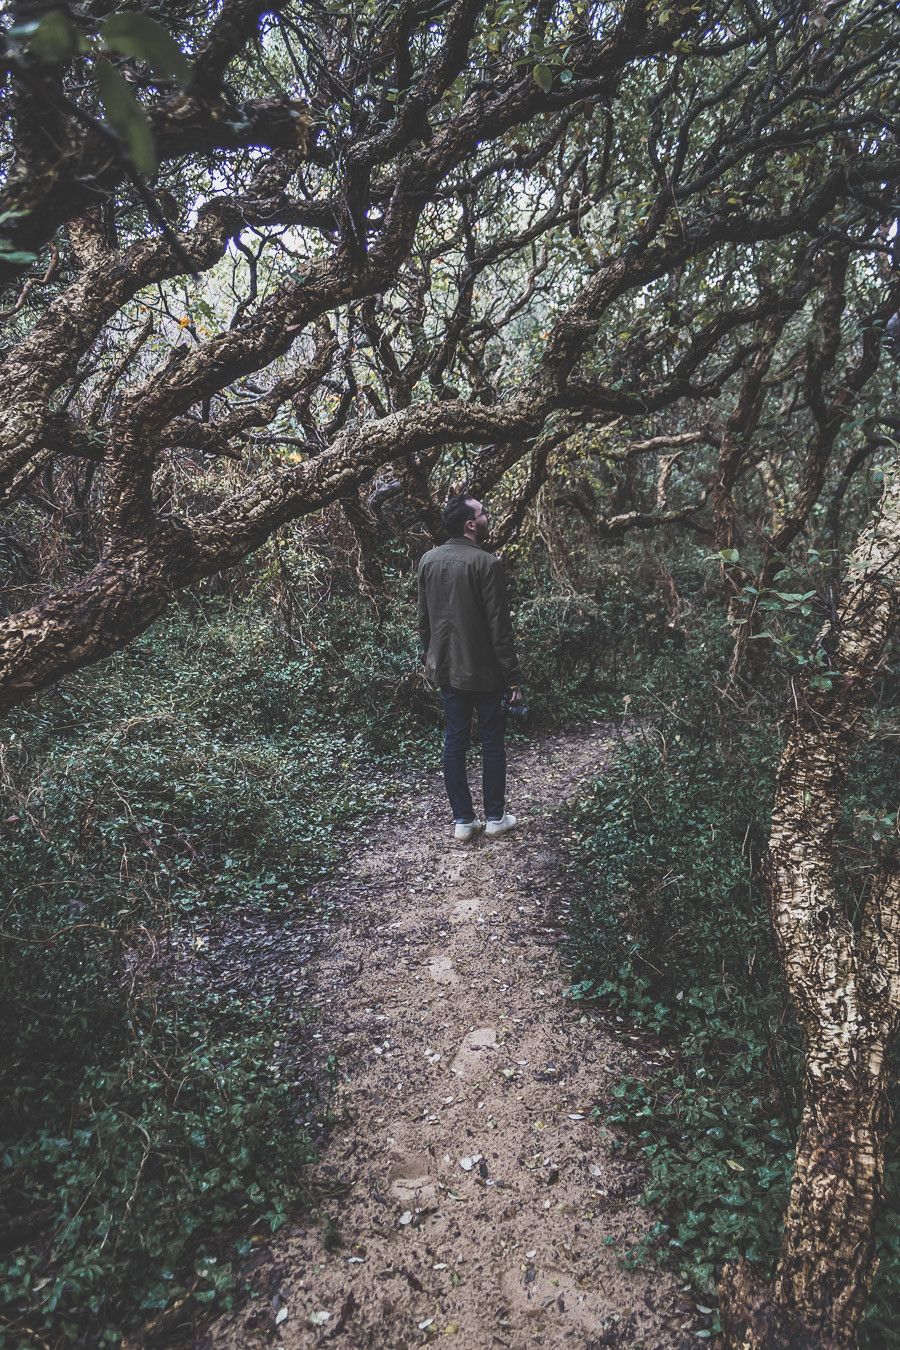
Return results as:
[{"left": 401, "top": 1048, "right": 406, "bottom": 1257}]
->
[{"left": 199, "top": 728, "right": 699, "bottom": 1350}]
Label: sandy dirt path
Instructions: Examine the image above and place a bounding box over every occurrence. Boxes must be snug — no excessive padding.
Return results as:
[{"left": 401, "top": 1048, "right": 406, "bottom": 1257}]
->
[{"left": 201, "top": 728, "right": 696, "bottom": 1349}]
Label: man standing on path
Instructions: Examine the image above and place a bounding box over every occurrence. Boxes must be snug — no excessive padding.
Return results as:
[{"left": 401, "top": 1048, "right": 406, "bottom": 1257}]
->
[{"left": 417, "top": 493, "right": 522, "bottom": 841}]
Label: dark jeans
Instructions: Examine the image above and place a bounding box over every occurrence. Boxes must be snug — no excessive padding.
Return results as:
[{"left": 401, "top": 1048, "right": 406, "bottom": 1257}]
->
[{"left": 440, "top": 687, "right": 506, "bottom": 822}]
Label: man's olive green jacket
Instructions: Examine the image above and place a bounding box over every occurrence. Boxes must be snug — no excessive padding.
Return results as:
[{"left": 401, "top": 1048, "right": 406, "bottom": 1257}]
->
[{"left": 417, "top": 537, "right": 522, "bottom": 692}]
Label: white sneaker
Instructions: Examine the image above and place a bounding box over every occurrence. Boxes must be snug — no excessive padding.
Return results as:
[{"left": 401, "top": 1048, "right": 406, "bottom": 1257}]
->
[
  {"left": 454, "top": 820, "right": 484, "bottom": 841},
  {"left": 485, "top": 813, "right": 517, "bottom": 837}
]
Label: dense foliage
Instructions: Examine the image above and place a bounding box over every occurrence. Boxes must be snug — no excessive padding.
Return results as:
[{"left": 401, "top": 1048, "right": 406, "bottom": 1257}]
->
[
  {"left": 3, "top": 0, "right": 899, "bottom": 715},
  {"left": 0, "top": 517, "right": 662, "bottom": 1342},
  {"left": 566, "top": 573, "right": 899, "bottom": 1346},
  {"left": 0, "top": 563, "right": 436, "bottom": 1344},
  {"left": 2, "top": 509, "right": 898, "bottom": 1344}
]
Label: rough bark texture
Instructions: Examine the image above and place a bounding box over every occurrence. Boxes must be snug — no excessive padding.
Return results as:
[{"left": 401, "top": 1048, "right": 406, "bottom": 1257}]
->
[{"left": 720, "top": 463, "right": 900, "bottom": 1348}]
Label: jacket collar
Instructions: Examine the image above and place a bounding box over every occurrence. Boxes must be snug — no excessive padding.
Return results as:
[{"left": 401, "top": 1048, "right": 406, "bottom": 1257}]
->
[{"left": 445, "top": 536, "right": 482, "bottom": 549}]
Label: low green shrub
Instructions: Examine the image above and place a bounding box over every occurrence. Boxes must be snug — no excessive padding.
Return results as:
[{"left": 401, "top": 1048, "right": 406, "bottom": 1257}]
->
[
  {"left": 509, "top": 558, "right": 687, "bottom": 727},
  {"left": 0, "top": 594, "right": 429, "bottom": 1344},
  {"left": 2, "top": 996, "right": 311, "bottom": 1345}
]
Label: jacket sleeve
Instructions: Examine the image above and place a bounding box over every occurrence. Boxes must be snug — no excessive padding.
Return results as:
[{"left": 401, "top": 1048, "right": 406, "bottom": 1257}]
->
[
  {"left": 417, "top": 562, "right": 431, "bottom": 661},
  {"left": 481, "top": 558, "right": 522, "bottom": 685}
]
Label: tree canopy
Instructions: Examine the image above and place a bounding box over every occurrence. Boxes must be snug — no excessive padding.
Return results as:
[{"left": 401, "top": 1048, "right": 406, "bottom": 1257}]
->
[{"left": 1, "top": 0, "right": 898, "bottom": 710}]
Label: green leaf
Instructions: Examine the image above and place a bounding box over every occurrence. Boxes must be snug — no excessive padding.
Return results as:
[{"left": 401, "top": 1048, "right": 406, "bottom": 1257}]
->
[
  {"left": 27, "top": 9, "right": 79, "bottom": 63},
  {"left": 718, "top": 548, "right": 740, "bottom": 563},
  {"left": 0, "top": 242, "right": 38, "bottom": 264},
  {"left": 533, "top": 63, "right": 553, "bottom": 91},
  {"left": 95, "top": 58, "right": 158, "bottom": 175},
  {"left": 101, "top": 12, "right": 191, "bottom": 85}
]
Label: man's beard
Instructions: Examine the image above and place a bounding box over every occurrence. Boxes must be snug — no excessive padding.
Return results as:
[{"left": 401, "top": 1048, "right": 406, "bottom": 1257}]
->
[{"left": 474, "top": 517, "right": 489, "bottom": 545}]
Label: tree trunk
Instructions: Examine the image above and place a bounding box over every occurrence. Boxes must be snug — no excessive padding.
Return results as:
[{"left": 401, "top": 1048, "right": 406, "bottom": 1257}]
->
[
  {"left": 339, "top": 489, "right": 386, "bottom": 593},
  {"left": 775, "top": 1052, "right": 890, "bottom": 1337},
  {"left": 720, "top": 458, "right": 900, "bottom": 1348}
]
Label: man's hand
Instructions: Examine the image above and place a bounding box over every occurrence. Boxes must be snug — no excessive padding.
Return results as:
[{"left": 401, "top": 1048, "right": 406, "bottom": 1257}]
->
[{"left": 509, "top": 686, "right": 523, "bottom": 704}]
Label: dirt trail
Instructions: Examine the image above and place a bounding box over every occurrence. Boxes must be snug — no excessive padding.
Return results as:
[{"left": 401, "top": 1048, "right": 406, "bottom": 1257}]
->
[{"left": 202, "top": 729, "right": 695, "bottom": 1349}]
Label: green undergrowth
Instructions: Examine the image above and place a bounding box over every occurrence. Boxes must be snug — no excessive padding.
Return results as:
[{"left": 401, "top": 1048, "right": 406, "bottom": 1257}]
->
[
  {"left": 7, "top": 534, "right": 894, "bottom": 1346},
  {"left": 566, "top": 640, "right": 899, "bottom": 1347},
  {"left": 0, "top": 543, "right": 619, "bottom": 1345},
  {"left": 510, "top": 564, "right": 684, "bottom": 728},
  {"left": 0, "top": 588, "right": 434, "bottom": 1346}
]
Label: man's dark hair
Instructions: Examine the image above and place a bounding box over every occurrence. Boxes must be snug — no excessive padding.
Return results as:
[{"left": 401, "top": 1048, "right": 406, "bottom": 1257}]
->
[{"left": 442, "top": 493, "right": 477, "bottom": 538}]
